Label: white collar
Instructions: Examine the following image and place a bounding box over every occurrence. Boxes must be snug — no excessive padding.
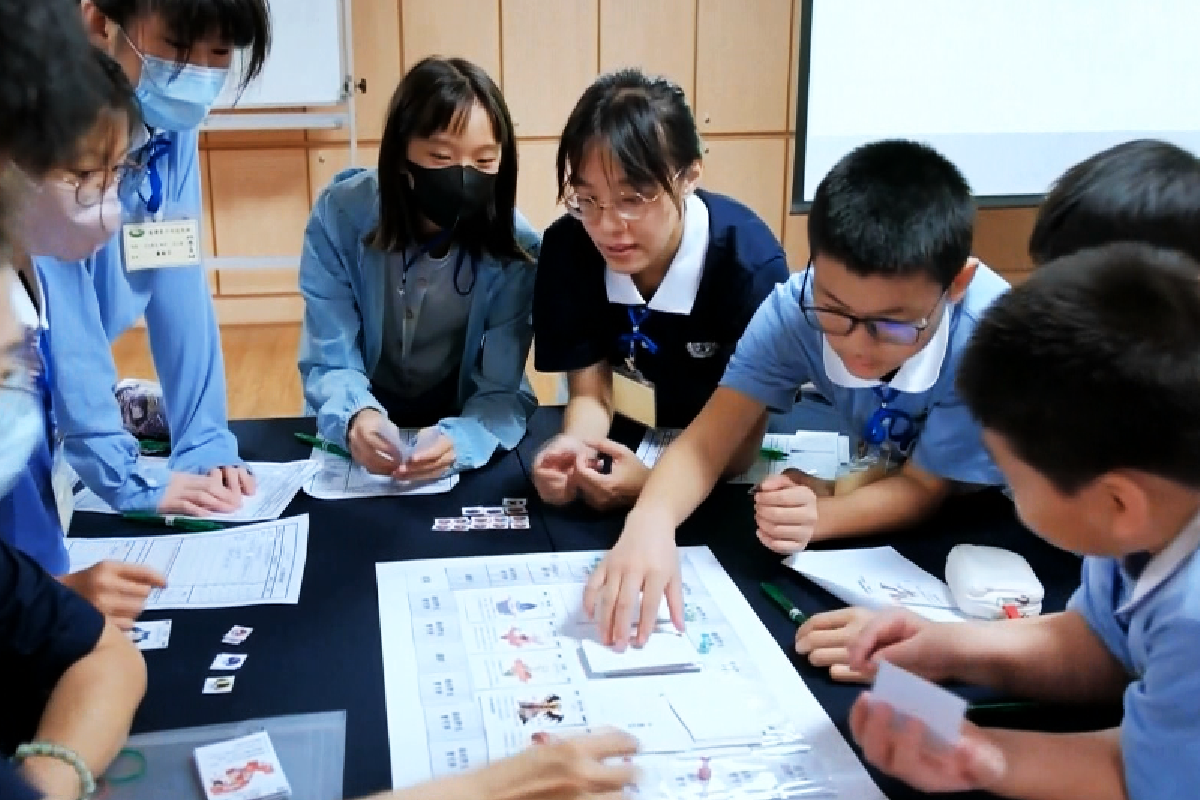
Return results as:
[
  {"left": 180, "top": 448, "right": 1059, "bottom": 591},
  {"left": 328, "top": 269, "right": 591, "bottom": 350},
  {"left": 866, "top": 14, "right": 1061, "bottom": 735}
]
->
[
  {"left": 604, "top": 193, "right": 710, "bottom": 315},
  {"left": 1117, "top": 509, "right": 1200, "bottom": 615},
  {"left": 821, "top": 300, "right": 952, "bottom": 393}
]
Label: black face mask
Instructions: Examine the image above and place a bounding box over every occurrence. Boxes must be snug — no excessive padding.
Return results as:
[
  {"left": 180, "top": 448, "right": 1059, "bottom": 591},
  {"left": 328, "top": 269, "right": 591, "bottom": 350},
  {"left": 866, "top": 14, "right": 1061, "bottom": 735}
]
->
[{"left": 406, "top": 162, "right": 497, "bottom": 231}]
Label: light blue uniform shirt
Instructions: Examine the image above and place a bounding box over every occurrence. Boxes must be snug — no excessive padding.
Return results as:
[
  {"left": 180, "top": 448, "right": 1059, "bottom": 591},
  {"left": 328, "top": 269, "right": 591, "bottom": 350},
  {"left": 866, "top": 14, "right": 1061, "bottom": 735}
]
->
[
  {"left": 1068, "top": 514, "right": 1200, "bottom": 800},
  {"left": 298, "top": 168, "right": 540, "bottom": 472},
  {"left": 719, "top": 263, "right": 1009, "bottom": 485},
  {"left": 38, "top": 126, "right": 241, "bottom": 511}
]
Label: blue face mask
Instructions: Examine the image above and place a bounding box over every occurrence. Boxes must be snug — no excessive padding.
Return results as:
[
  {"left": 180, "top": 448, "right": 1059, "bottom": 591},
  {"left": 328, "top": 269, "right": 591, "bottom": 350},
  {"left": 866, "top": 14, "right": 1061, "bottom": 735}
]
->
[
  {"left": 0, "top": 376, "right": 43, "bottom": 498},
  {"left": 135, "top": 54, "right": 229, "bottom": 131}
]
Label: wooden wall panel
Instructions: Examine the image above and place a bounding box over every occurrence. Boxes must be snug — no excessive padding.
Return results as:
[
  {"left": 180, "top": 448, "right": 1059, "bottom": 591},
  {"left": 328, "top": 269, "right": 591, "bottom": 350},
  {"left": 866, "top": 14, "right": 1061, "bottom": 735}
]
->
[
  {"left": 702, "top": 137, "right": 789, "bottom": 238},
  {"left": 401, "top": 0, "right": 502, "bottom": 81},
  {"left": 599, "top": 0, "right": 696, "bottom": 100},
  {"left": 696, "top": 0, "right": 792, "bottom": 133}
]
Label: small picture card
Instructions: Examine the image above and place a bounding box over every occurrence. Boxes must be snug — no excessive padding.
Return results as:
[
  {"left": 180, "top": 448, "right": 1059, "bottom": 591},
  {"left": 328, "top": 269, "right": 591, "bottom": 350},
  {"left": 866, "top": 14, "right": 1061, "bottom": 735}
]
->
[
  {"left": 194, "top": 731, "right": 291, "bottom": 800},
  {"left": 487, "top": 517, "right": 511, "bottom": 529},
  {"left": 222, "top": 626, "right": 253, "bottom": 645},
  {"left": 128, "top": 619, "right": 172, "bottom": 651},
  {"left": 873, "top": 661, "right": 967, "bottom": 746},
  {"left": 502, "top": 497, "right": 527, "bottom": 507},
  {"left": 462, "top": 506, "right": 489, "bottom": 516},
  {"left": 470, "top": 517, "right": 490, "bottom": 529},
  {"left": 210, "top": 653, "right": 248, "bottom": 671},
  {"left": 203, "top": 676, "right": 236, "bottom": 694},
  {"left": 511, "top": 516, "right": 531, "bottom": 529}
]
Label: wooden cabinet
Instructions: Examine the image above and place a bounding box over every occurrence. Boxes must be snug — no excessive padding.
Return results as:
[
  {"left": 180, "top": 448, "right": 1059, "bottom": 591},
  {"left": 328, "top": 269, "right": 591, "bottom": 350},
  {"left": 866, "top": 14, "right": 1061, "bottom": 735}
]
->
[
  {"left": 599, "top": 0, "right": 696, "bottom": 101},
  {"left": 701, "top": 136, "right": 788, "bottom": 238},
  {"left": 501, "top": 0, "right": 598, "bottom": 138},
  {"left": 516, "top": 139, "right": 563, "bottom": 233},
  {"left": 307, "top": 144, "right": 381, "bottom": 201},
  {"left": 401, "top": 0, "right": 502, "bottom": 82},
  {"left": 974, "top": 208, "right": 1038, "bottom": 283},
  {"left": 788, "top": 0, "right": 801, "bottom": 133},
  {"left": 783, "top": 138, "right": 807, "bottom": 270},
  {"left": 696, "top": 0, "right": 793, "bottom": 133},
  {"left": 309, "top": 0, "right": 401, "bottom": 143}
]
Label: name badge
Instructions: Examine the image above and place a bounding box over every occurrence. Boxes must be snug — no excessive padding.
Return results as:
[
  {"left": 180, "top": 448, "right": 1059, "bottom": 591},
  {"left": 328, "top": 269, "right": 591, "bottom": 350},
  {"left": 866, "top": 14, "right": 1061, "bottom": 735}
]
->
[
  {"left": 612, "top": 366, "right": 657, "bottom": 429},
  {"left": 51, "top": 447, "right": 76, "bottom": 533},
  {"left": 122, "top": 219, "right": 202, "bottom": 270}
]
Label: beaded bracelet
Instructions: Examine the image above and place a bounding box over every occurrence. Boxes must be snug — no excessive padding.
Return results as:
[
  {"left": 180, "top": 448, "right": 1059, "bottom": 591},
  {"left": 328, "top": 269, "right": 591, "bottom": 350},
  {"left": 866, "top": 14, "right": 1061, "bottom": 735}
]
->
[{"left": 12, "top": 741, "right": 96, "bottom": 800}]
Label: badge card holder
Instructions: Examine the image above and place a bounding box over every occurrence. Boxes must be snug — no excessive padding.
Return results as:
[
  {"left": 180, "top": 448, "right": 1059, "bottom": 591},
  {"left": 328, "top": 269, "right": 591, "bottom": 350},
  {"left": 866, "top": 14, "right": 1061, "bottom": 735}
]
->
[
  {"left": 835, "top": 388, "right": 913, "bottom": 496},
  {"left": 613, "top": 307, "right": 658, "bottom": 429},
  {"left": 121, "top": 219, "right": 202, "bottom": 271}
]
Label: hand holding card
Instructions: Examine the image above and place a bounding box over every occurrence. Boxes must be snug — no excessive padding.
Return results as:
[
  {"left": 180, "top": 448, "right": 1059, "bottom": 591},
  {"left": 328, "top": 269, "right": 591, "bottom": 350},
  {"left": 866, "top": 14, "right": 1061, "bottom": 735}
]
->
[{"left": 377, "top": 420, "right": 410, "bottom": 463}]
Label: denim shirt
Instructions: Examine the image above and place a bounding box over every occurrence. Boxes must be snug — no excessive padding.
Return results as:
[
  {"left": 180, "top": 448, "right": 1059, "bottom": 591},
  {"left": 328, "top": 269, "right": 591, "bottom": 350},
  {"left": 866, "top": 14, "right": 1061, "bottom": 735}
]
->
[
  {"left": 298, "top": 168, "right": 541, "bottom": 472},
  {"left": 37, "top": 126, "right": 242, "bottom": 511}
]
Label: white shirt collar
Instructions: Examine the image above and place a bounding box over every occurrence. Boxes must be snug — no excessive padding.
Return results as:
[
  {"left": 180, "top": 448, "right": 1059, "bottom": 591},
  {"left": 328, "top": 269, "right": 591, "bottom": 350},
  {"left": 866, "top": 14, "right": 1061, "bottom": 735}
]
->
[
  {"left": 604, "top": 193, "right": 710, "bottom": 315},
  {"left": 821, "top": 300, "right": 952, "bottom": 394},
  {"left": 1117, "top": 509, "right": 1200, "bottom": 615}
]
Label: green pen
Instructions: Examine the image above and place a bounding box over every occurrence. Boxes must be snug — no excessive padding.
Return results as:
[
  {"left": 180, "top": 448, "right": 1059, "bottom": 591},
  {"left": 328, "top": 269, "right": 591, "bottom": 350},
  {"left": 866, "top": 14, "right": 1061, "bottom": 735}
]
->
[
  {"left": 294, "top": 432, "right": 352, "bottom": 460},
  {"left": 759, "top": 446, "right": 789, "bottom": 460},
  {"left": 122, "top": 512, "right": 227, "bottom": 532},
  {"left": 760, "top": 581, "right": 808, "bottom": 625}
]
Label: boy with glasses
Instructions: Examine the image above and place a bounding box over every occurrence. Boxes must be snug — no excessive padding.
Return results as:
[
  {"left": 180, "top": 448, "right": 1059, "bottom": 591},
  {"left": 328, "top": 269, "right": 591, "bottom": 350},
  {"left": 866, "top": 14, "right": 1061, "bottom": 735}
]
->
[{"left": 585, "top": 139, "right": 1009, "bottom": 649}]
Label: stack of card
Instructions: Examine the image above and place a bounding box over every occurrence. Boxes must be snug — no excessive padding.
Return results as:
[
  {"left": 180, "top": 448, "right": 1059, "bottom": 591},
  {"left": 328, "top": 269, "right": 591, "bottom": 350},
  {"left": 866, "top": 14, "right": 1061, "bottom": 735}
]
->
[
  {"left": 194, "top": 731, "right": 292, "bottom": 800},
  {"left": 432, "top": 500, "right": 530, "bottom": 531}
]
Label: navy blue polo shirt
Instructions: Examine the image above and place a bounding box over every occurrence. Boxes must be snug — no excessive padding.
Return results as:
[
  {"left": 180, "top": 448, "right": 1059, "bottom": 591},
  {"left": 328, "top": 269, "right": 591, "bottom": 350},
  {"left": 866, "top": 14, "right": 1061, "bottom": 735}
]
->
[
  {"left": 533, "top": 189, "right": 789, "bottom": 428},
  {"left": 0, "top": 538, "right": 105, "bottom": 796}
]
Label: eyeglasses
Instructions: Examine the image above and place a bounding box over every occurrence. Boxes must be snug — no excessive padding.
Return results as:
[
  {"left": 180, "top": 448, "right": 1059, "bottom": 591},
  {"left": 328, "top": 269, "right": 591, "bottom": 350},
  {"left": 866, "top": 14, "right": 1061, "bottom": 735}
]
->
[
  {"left": 56, "top": 161, "right": 144, "bottom": 208},
  {"left": 562, "top": 170, "right": 683, "bottom": 224},
  {"left": 799, "top": 265, "right": 945, "bottom": 346}
]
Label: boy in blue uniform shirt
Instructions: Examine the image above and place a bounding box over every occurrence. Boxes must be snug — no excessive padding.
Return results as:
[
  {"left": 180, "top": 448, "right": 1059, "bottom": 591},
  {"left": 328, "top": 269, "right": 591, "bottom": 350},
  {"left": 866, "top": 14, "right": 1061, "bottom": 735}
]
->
[
  {"left": 584, "top": 140, "right": 1008, "bottom": 646},
  {"left": 846, "top": 244, "right": 1200, "bottom": 800}
]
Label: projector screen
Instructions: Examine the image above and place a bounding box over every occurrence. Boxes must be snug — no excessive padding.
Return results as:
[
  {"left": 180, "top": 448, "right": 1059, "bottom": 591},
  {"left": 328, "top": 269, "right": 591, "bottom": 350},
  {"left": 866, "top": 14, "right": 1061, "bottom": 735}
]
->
[{"left": 793, "top": 0, "right": 1200, "bottom": 208}]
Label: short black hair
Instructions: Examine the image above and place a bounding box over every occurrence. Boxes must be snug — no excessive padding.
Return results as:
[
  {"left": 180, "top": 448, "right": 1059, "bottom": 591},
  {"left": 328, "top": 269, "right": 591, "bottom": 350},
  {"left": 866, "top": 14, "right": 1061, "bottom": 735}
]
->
[
  {"left": 557, "top": 68, "right": 703, "bottom": 204},
  {"left": 0, "top": 0, "right": 109, "bottom": 173},
  {"left": 91, "top": 0, "right": 272, "bottom": 89},
  {"left": 1030, "top": 139, "right": 1200, "bottom": 266},
  {"left": 368, "top": 56, "right": 529, "bottom": 263},
  {"left": 958, "top": 243, "right": 1200, "bottom": 494},
  {"left": 808, "top": 140, "right": 975, "bottom": 288}
]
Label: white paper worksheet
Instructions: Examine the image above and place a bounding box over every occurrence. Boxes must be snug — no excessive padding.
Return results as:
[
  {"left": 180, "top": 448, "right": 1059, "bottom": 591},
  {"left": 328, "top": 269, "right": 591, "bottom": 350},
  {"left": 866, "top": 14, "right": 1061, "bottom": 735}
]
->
[
  {"left": 72, "top": 459, "right": 319, "bottom": 522},
  {"left": 636, "top": 429, "right": 851, "bottom": 483},
  {"left": 303, "top": 448, "right": 458, "bottom": 500},
  {"left": 377, "top": 547, "right": 885, "bottom": 799},
  {"left": 66, "top": 516, "right": 309, "bottom": 609}
]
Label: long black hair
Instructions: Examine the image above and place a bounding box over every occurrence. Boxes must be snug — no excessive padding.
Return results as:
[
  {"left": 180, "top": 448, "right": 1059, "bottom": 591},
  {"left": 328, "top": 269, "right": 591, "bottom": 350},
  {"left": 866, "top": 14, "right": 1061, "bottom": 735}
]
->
[
  {"left": 90, "top": 0, "right": 271, "bottom": 89},
  {"left": 87, "top": 46, "right": 142, "bottom": 167},
  {"left": 557, "top": 68, "right": 703, "bottom": 206},
  {"left": 368, "top": 56, "right": 530, "bottom": 263}
]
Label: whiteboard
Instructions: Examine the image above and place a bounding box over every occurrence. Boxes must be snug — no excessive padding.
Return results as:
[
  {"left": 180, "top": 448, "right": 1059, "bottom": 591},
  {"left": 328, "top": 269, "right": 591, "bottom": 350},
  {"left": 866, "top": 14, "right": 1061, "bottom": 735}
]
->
[
  {"left": 794, "top": 0, "right": 1200, "bottom": 204},
  {"left": 214, "top": 0, "right": 346, "bottom": 109}
]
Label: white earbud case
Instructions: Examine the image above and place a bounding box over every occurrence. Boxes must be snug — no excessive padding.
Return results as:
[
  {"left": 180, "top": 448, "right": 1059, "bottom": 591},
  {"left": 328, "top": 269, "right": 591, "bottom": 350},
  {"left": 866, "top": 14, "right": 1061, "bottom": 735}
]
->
[{"left": 945, "top": 544, "right": 1044, "bottom": 619}]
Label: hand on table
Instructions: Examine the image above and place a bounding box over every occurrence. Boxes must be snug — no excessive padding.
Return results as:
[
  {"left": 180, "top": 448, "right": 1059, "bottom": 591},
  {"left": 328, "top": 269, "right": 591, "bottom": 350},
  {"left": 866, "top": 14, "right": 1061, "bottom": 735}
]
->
[
  {"left": 754, "top": 471, "right": 820, "bottom": 554},
  {"left": 159, "top": 471, "right": 241, "bottom": 516},
  {"left": 795, "top": 607, "right": 879, "bottom": 683},
  {"left": 583, "top": 515, "right": 683, "bottom": 650},
  {"left": 851, "top": 693, "right": 1005, "bottom": 794},
  {"left": 392, "top": 429, "right": 455, "bottom": 481},
  {"left": 347, "top": 408, "right": 400, "bottom": 475},
  {"left": 574, "top": 439, "right": 649, "bottom": 512},
  {"left": 847, "top": 608, "right": 955, "bottom": 684},
  {"left": 531, "top": 434, "right": 592, "bottom": 505},
  {"left": 209, "top": 465, "right": 256, "bottom": 496},
  {"left": 60, "top": 561, "right": 167, "bottom": 629}
]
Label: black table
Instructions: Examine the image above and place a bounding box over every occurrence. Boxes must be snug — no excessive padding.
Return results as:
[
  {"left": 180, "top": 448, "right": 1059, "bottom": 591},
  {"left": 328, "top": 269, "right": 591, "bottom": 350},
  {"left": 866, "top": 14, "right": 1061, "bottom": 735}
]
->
[{"left": 70, "top": 410, "right": 1096, "bottom": 800}]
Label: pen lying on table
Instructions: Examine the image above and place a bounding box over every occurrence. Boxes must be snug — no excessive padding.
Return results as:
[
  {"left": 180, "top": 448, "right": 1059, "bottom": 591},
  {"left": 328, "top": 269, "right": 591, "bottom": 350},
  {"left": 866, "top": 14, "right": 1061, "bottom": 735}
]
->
[
  {"left": 122, "top": 512, "right": 227, "bottom": 532},
  {"left": 760, "top": 581, "right": 808, "bottom": 625},
  {"left": 294, "top": 432, "right": 352, "bottom": 460}
]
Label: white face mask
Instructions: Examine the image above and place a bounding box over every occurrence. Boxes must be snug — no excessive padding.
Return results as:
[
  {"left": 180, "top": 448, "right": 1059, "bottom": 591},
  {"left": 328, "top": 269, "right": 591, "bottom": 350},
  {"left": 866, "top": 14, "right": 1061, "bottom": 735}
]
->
[
  {"left": 16, "top": 177, "right": 122, "bottom": 261},
  {"left": 0, "top": 373, "right": 42, "bottom": 498}
]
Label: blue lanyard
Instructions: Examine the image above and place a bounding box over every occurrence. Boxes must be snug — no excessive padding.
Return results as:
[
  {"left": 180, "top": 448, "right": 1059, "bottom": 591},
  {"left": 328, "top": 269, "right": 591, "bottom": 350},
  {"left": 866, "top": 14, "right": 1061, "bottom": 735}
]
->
[
  {"left": 136, "top": 132, "right": 173, "bottom": 216},
  {"left": 618, "top": 306, "right": 658, "bottom": 362},
  {"left": 862, "top": 385, "right": 917, "bottom": 451},
  {"left": 31, "top": 326, "right": 57, "bottom": 445}
]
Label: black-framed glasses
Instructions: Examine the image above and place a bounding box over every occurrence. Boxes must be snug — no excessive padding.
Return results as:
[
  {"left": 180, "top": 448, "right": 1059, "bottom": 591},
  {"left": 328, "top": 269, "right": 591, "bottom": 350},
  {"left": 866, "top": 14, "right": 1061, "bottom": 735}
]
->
[{"left": 798, "top": 265, "right": 945, "bottom": 346}]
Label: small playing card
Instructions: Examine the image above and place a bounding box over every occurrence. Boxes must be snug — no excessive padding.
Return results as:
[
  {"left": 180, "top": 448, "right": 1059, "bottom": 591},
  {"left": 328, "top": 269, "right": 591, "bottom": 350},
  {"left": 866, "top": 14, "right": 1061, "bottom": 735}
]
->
[
  {"left": 450, "top": 524, "right": 470, "bottom": 532},
  {"left": 210, "top": 653, "right": 248, "bottom": 671},
  {"left": 194, "top": 731, "right": 290, "bottom": 800},
  {"left": 470, "top": 517, "right": 489, "bottom": 529},
  {"left": 487, "top": 517, "right": 511, "bottom": 529},
  {"left": 379, "top": 420, "right": 412, "bottom": 462},
  {"left": 433, "top": 522, "right": 453, "bottom": 531},
  {"left": 434, "top": 517, "right": 460, "bottom": 525},
  {"left": 203, "top": 676, "right": 236, "bottom": 694},
  {"left": 511, "top": 516, "right": 530, "bottom": 529},
  {"left": 502, "top": 497, "right": 527, "bottom": 506},
  {"left": 128, "top": 620, "right": 171, "bottom": 651},
  {"left": 222, "top": 625, "right": 253, "bottom": 645},
  {"left": 481, "top": 507, "right": 506, "bottom": 516},
  {"left": 462, "top": 506, "right": 488, "bottom": 516}
]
